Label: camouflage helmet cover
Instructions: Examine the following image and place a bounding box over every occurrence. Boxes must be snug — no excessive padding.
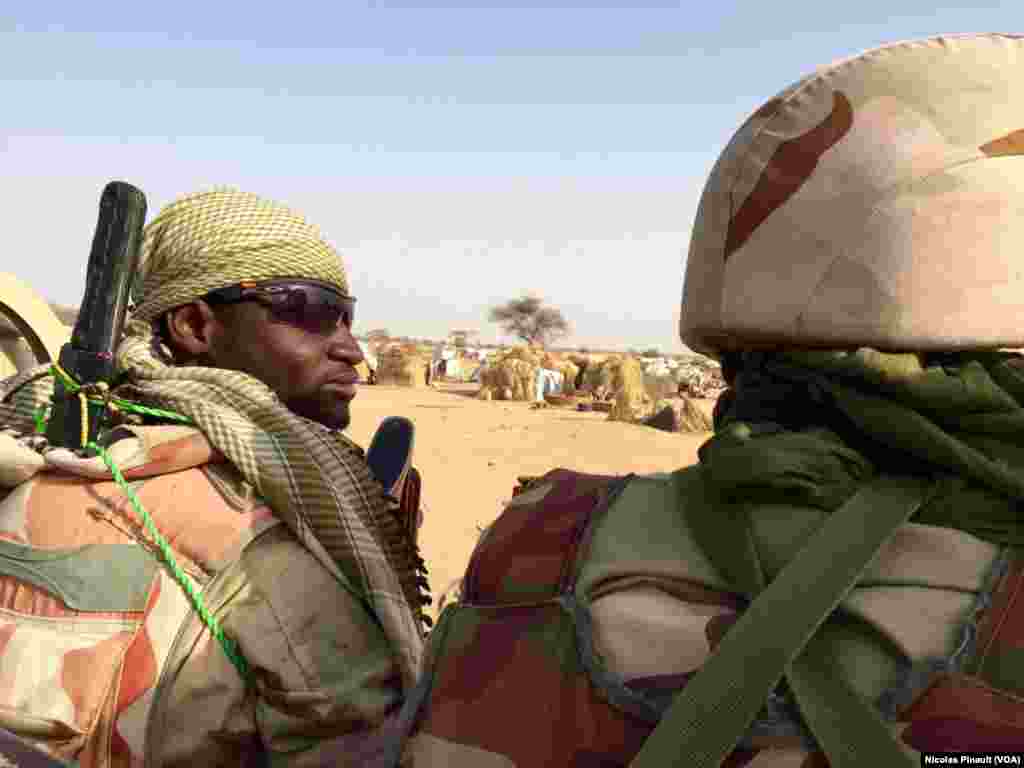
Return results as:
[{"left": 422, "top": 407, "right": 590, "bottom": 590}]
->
[{"left": 681, "top": 33, "right": 1024, "bottom": 357}]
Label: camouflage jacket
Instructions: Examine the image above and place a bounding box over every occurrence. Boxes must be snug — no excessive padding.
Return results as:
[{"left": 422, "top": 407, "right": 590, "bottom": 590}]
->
[
  {"left": 401, "top": 468, "right": 1023, "bottom": 766},
  {"left": 0, "top": 425, "right": 402, "bottom": 767}
]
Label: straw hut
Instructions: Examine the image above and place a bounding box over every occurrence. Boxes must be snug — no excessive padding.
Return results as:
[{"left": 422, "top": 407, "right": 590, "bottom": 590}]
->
[
  {"left": 642, "top": 369, "right": 680, "bottom": 402},
  {"left": 502, "top": 346, "right": 541, "bottom": 365},
  {"left": 555, "top": 359, "right": 579, "bottom": 395},
  {"left": 607, "top": 356, "right": 651, "bottom": 423},
  {"left": 477, "top": 347, "right": 539, "bottom": 401},
  {"left": 376, "top": 345, "right": 428, "bottom": 387},
  {"left": 641, "top": 397, "right": 714, "bottom": 433}
]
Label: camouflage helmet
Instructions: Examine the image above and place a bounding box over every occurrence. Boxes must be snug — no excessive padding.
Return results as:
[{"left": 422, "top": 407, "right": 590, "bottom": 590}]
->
[{"left": 680, "top": 33, "right": 1024, "bottom": 357}]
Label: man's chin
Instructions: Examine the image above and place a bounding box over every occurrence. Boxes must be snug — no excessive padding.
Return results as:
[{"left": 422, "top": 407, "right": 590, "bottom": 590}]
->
[
  {"left": 323, "top": 403, "right": 352, "bottom": 431},
  {"left": 289, "top": 400, "right": 351, "bottom": 431}
]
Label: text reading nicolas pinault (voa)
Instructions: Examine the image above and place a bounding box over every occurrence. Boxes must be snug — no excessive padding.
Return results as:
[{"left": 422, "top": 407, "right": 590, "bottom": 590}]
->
[{"left": 922, "top": 754, "right": 1023, "bottom": 766}]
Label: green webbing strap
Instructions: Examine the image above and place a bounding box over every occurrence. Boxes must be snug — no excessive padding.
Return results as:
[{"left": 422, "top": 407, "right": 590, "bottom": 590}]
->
[
  {"left": 786, "top": 621, "right": 914, "bottom": 766},
  {"left": 628, "top": 474, "right": 933, "bottom": 768}
]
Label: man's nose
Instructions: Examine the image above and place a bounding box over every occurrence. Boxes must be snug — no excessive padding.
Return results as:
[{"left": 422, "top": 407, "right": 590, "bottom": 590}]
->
[{"left": 327, "top": 325, "right": 365, "bottom": 363}]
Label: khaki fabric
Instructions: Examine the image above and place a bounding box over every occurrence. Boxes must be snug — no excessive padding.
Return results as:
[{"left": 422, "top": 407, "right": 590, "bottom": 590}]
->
[{"left": 681, "top": 33, "right": 1024, "bottom": 355}]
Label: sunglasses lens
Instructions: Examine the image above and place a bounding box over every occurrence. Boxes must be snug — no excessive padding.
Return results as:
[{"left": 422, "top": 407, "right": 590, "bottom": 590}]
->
[{"left": 268, "top": 286, "right": 353, "bottom": 335}]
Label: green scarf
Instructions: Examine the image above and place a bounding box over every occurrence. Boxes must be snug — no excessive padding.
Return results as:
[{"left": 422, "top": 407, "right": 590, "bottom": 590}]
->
[{"left": 702, "top": 348, "right": 1024, "bottom": 547}]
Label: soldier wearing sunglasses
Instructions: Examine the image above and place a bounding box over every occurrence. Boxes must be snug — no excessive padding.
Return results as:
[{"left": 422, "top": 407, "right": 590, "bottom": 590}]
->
[
  {"left": 164, "top": 278, "right": 362, "bottom": 430},
  {"left": 0, "top": 190, "right": 425, "bottom": 767}
]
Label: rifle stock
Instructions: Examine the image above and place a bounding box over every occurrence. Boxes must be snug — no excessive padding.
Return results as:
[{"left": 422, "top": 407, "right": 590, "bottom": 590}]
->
[{"left": 45, "top": 182, "right": 147, "bottom": 451}]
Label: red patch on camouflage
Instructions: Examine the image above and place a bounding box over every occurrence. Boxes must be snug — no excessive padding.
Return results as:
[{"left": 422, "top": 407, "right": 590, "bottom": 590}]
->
[
  {"left": 422, "top": 603, "right": 656, "bottom": 765},
  {"left": 463, "top": 469, "right": 623, "bottom": 603},
  {"left": 0, "top": 622, "right": 16, "bottom": 657},
  {"left": 121, "top": 432, "right": 225, "bottom": 480},
  {"left": 109, "top": 579, "right": 160, "bottom": 765},
  {"left": 61, "top": 630, "right": 135, "bottom": 734},
  {"left": 431, "top": 605, "right": 542, "bottom": 704},
  {"left": 903, "top": 718, "right": 1024, "bottom": 752},
  {"left": 724, "top": 91, "right": 854, "bottom": 262},
  {"left": 424, "top": 609, "right": 761, "bottom": 766},
  {"left": 900, "top": 674, "right": 1024, "bottom": 751},
  {"left": 114, "top": 579, "right": 159, "bottom": 713},
  {"left": 975, "top": 556, "right": 1024, "bottom": 659}
]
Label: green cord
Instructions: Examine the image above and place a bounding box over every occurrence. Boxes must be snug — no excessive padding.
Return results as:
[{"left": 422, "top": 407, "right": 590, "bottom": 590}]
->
[
  {"left": 33, "top": 405, "right": 49, "bottom": 434},
  {"left": 86, "top": 439, "right": 251, "bottom": 681},
  {"left": 41, "top": 365, "right": 251, "bottom": 683},
  {"left": 49, "top": 362, "right": 195, "bottom": 425}
]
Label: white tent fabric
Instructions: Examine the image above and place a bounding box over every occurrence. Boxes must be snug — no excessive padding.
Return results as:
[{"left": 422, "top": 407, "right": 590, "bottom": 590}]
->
[
  {"left": 534, "top": 368, "right": 565, "bottom": 403},
  {"left": 357, "top": 340, "right": 378, "bottom": 369}
]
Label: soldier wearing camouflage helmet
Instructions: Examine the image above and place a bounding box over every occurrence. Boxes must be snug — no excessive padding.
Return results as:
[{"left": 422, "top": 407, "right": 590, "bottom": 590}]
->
[{"left": 383, "top": 33, "right": 1024, "bottom": 767}]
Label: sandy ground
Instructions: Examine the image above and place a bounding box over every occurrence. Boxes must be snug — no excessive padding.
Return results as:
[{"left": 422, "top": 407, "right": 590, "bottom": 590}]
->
[{"left": 345, "top": 381, "right": 713, "bottom": 614}]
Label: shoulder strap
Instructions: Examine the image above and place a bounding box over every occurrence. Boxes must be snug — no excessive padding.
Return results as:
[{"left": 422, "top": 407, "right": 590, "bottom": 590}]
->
[{"left": 629, "top": 474, "right": 935, "bottom": 768}]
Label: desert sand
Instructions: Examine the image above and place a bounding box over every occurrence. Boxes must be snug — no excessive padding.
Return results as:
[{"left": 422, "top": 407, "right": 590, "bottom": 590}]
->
[{"left": 345, "top": 382, "right": 713, "bottom": 614}]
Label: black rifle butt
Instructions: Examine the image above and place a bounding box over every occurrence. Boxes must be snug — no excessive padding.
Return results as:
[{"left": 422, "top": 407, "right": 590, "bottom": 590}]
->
[
  {"left": 46, "top": 182, "right": 147, "bottom": 451},
  {"left": 73, "top": 182, "right": 147, "bottom": 361}
]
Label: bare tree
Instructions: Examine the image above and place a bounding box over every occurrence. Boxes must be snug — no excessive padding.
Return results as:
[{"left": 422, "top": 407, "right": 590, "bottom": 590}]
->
[{"left": 488, "top": 295, "right": 570, "bottom": 347}]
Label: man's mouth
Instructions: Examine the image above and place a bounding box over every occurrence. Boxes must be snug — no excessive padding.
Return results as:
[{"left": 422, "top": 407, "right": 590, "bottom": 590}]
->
[{"left": 323, "top": 376, "right": 358, "bottom": 398}]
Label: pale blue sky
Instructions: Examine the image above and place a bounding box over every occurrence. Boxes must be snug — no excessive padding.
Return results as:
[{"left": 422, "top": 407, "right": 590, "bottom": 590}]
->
[{"left": 2, "top": 2, "right": 1019, "bottom": 350}]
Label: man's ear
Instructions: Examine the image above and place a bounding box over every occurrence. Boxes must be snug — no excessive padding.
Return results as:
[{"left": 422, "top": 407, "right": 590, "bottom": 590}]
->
[{"left": 163, "top": 301, "right": 222, "bottom": 362}]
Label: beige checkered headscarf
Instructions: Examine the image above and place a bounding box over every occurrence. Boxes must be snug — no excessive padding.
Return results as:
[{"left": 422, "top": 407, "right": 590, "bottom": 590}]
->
[
  {"left": 1, "top": 189, "right": 426, "bottom": 688},
  {"left": 131, "top": 188, "right": 351, "bottom": 321}
]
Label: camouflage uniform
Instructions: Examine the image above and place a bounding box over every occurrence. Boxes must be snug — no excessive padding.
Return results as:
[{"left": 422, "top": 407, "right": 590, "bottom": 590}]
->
[{"left": 0, "top": 425, "right": 402, "bottom": 767}]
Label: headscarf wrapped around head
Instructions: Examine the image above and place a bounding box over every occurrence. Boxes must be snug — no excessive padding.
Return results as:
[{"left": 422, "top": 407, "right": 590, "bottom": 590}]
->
[{"left": 131, "top": 188, "right": 352, "bottom": 324}]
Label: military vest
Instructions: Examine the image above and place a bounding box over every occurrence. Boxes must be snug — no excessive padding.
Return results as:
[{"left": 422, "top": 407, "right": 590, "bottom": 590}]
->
[{"left": 392, "top": 467, "right": 1024, "bottom": 766}]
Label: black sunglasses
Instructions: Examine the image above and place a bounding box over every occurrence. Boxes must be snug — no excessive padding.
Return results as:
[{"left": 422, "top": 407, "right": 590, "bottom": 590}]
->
[{"left": 203, "top": 280, "right": 356, "bottom": 336}]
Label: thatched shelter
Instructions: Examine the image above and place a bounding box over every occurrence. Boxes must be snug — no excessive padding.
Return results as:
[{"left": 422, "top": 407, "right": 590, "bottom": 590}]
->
[
  {"left": 642, "top": 397, "right": 714, "bottom": 433},
  {"left": 376, "top": 345, "right": 428, "bottom": 387},
  {"left": 477, "top": 351, "right": 538, "bottom": 401},
  {"left": 642, "top": 370, "right": 680, "bottom": 402},
  {"left": 607, "top": 356, "right": 650, "bottom": 423},
  {"left": 555, "top": 359, "right": 579, "bottom": 395}
]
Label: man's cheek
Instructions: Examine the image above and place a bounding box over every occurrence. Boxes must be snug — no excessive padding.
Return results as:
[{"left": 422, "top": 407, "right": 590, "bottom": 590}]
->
[{"left": 285, "top": 363, "right": 318, "bottom": 395}]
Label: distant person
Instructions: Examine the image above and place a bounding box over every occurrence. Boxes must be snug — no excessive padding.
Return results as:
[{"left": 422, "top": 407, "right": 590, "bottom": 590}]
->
[
  {"left": 385, "top": 34, "right": 1024, "bottom": 766},
  {"left": 0, "top": 189, "right": 427, "bottom": 767}
]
